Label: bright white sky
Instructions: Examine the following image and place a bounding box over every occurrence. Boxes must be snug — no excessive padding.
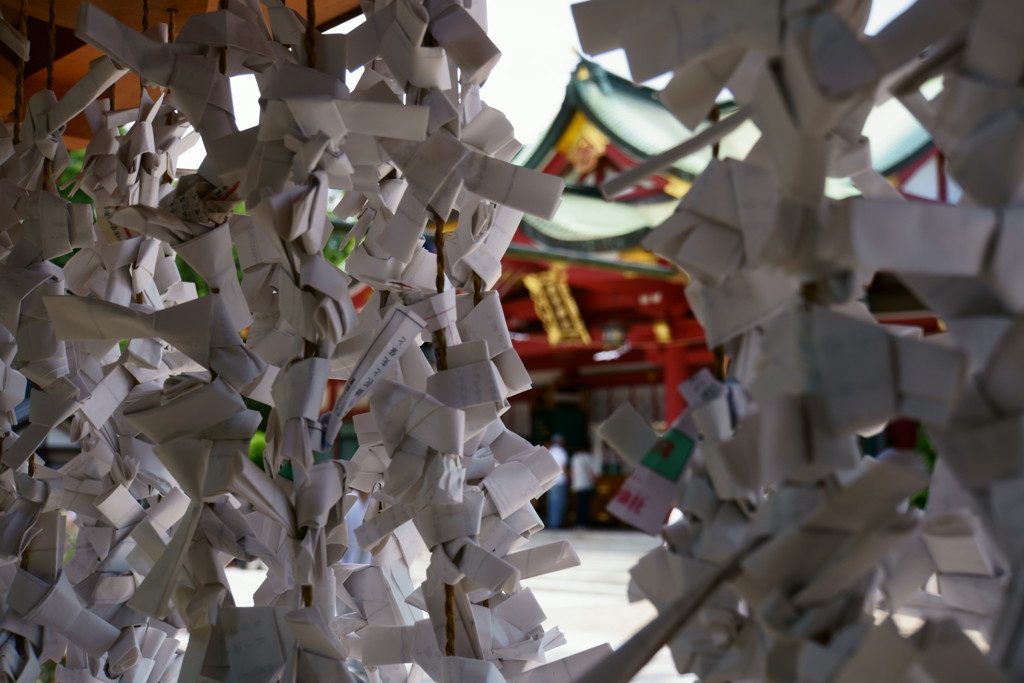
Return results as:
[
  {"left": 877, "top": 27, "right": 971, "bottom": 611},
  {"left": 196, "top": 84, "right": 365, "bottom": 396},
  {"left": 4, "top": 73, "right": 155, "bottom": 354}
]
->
[{"left": 181, "top": 0, "right": 917, "bottom": 169}]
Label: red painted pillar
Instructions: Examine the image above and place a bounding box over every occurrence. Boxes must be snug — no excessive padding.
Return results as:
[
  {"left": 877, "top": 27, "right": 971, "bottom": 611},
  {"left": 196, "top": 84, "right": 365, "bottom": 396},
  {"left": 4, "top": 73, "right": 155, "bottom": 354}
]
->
[{"left": 662, "top": 344, "right": 688, "bottom": 424}]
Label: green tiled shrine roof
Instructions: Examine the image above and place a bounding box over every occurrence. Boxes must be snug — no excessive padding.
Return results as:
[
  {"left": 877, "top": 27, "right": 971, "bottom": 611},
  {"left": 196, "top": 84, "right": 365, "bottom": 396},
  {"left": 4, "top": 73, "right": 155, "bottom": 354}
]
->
[
  {"left": 520, "top": 58, "right": 934, "bottom": 251},
  {"left": 520, "top": 189, "right": 677, "bottom": 252}
]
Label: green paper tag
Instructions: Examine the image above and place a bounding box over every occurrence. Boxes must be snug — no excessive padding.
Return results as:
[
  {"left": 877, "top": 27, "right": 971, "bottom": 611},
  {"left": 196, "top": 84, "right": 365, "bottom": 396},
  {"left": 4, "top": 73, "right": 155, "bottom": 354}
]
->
[{"left": 640, "top": 428, "right": 695, "bottom": 482}]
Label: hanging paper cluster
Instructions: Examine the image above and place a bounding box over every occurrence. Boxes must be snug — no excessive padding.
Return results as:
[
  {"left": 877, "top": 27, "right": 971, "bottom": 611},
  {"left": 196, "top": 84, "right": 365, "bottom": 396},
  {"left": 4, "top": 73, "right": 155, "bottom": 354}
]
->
[
  {"left": 569, "top": 0, "right": 1024, "bottom": 681},
  {"left": 0, "top": 0, "right": 601, "bottom": 680}
]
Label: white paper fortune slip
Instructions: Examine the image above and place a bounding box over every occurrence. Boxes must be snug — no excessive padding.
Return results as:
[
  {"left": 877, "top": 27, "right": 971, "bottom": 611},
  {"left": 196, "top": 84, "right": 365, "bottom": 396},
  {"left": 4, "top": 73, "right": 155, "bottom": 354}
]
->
[
  {"left": 605, "top": 415, "right": 696, "bottom": 535},
  {"left": 325, "top": 306, "right": 425, "bottom": 443}
]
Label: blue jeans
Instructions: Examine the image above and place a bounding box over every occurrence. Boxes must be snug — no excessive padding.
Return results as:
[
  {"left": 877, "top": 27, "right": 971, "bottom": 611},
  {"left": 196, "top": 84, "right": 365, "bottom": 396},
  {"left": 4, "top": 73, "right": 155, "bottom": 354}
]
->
[
  {"left": 546, "top": 482, "right": 568, "bottom": 529},
  {"left": 575, "top": 488, "right": 594, "bottom": 528}
]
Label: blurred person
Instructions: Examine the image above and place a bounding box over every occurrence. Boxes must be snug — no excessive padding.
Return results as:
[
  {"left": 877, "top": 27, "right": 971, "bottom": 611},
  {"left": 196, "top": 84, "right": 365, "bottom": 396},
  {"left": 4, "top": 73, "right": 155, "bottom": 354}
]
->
[
  {"left": 545, "top": 434, "right": 569, "bottom": 529},
  {"left": 571, "top": 447, "right": 599, "bottom": 528}
]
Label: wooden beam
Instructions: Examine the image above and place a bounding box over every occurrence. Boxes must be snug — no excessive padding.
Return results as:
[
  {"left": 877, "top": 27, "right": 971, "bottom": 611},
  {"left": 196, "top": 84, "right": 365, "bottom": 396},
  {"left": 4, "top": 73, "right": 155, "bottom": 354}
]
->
[
  {"left": 281, "top": 0, "right": 361, "bottom": 29},
  {"left": 0, "top": 0, "right": 360, "bottom": 40},
  {"left": 0, "top": 0, "right": 207, "bottom": 32},
  {"left": 14, "top": 43, "right": 142, "bottom": 148},
  {"left": 1, "top": 0, "right": 361, "bottom": 146}
]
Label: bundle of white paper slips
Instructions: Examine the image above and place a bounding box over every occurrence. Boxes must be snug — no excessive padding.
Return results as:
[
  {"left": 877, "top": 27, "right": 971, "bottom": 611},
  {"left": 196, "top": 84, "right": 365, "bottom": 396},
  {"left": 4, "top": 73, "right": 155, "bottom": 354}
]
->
[{"left": 1, "top": 0, "right": 1022, "bottom": 681}]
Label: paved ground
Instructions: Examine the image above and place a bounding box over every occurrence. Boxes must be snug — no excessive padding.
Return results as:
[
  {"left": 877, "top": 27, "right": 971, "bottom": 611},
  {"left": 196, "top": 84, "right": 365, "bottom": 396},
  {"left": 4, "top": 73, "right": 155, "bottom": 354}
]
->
[
  {"left": 503, "top": 530, "right": 687, "bottom": 682},
  {"left": 226, "top": 529, "right": 693, "bottom": 681}
]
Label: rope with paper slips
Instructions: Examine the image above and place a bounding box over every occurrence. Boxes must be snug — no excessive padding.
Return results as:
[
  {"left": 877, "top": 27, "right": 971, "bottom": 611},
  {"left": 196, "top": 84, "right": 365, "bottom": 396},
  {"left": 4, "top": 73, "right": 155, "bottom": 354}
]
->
[
  {"left": 707, "top": 103, "right": 729, "bottom": 382},
  {"left": 133, "top": 0, "right": 152, "bottom": 306},
  {"left": 40, "top": 0, "right": 56, "bottom": 191},
  {"left": 433, "top": 215, "right": 458, "bottom": 657},
  {"left": 17, "top": 0, "right": 46, "bottom": 517},
  {"left": 11, "top": 0, "right": 26, "bottom": 144},
  {"left": 296, "top": 0, "right": 321, "bottom": 612},
  {"left": 304, "top": 0, "right": 316, "bottom": 69},
  {"left": 471, "top": 269, "right": 485, "bottom": 603},
  {"left": 218, "top": 0, "right": 228, "bottom": 72},
  {"left": 472, "top": 272, "right": 484, "bottom": 306}
]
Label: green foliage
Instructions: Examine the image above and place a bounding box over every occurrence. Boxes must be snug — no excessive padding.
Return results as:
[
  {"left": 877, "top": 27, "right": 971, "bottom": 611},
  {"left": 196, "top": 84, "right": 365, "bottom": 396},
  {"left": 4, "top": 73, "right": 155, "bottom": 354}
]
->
[
  {"left": 324, "top": 230, "right": 356, "bottom": 267},
  {"left": 175, "top": 256, "right": 210, "bottom": 297},
  {"left": 63, "top": 523, "right": 78, "bottom": 566},
  {"left": 44, "top": 149, "right": 91, "bottom": 271},
  {"left": 49, "top": 249, "right": 77, "bottom": 269},
  {"left": 39, "top": 658, "right": 57, "bottom": 682},
  {"left": 177, "top": 245, "right": 247, "bottom": 298},
  {"left": 244, "top": 397, "right": 272, "bottom": 431},
  {"left": 57, "top": 148, "right": 92, "bottom": 206},
  {"left": 910, "top": 425, "right": 938, "bottom": 509},
  {"left": 249, "top": 430, "right": 266, "bottom": 469},
  {"left": 274, "top": 449, "right": 334, "bottom": 482},
  {"left": 43, "top": 146, "right": 352, "bottom": 491},
  {"left": 861, "top": 424, "right": 936, "bottom": 510}
]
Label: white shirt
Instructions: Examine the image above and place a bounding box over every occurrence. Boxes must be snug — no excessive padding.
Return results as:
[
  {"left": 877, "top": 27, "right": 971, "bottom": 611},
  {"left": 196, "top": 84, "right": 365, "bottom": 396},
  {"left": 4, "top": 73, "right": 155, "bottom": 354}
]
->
[
  {"left": 571, "top": 452, "right": 597, "bottom": 492},
  {"left": 550, "top": 443, "right": 568, "bottom": 485}
]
